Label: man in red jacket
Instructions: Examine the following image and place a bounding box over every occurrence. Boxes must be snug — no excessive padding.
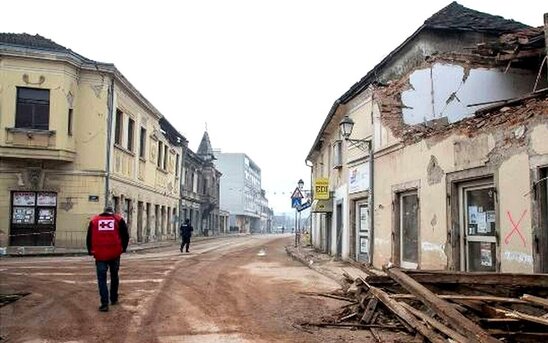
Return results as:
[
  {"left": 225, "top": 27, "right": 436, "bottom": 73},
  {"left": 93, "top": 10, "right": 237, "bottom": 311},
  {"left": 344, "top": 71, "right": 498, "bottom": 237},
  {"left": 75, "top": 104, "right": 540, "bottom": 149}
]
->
[{"left": 86, "top": 206, "right": 129, "bottom": 312}]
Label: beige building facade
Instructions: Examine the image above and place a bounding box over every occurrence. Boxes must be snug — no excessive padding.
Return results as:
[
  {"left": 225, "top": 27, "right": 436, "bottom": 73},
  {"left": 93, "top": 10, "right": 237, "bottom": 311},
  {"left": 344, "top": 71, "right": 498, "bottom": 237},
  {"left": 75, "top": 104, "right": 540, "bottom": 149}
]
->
[
  {"left": 306, "top": 4, "right": 548, "bottom": 273},
  {"left": 0, "top": 34, "right": 186, "bottom": 249}
]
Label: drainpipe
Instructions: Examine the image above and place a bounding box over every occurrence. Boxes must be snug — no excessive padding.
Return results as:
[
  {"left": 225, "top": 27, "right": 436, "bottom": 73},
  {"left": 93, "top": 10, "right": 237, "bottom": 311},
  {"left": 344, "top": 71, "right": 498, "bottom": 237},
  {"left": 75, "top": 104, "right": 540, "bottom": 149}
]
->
[
  {"left": 368, "top": 91, "right": 375, "bottom": 267},
  {"left": 104, "top": 77, "right": 115, "bottom": 209},
  {"left": 178, "top": 144, "right": 187, "bottom": 240},
  {"left": 306, "top": 159, "right": 314, "bottom": 244}
]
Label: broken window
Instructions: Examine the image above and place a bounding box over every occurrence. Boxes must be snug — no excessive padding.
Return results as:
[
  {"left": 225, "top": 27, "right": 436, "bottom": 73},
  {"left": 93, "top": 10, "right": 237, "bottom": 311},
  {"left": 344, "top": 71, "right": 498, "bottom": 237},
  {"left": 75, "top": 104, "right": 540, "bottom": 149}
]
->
[
  {"left": 460, "top": 181, "right": 497, "bottom": 272},
  {"left": 15, "top": 87, "right": 50, "bottom": 130},
  {"left": 400, "top": 191, "right": 419, "bottom": 269}
]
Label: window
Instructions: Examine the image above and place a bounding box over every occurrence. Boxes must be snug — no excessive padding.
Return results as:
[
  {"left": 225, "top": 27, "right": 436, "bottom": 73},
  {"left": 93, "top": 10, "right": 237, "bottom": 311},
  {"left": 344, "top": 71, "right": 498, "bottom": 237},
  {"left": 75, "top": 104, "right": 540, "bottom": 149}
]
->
[
  {"left": 163, "top": 145, "right": 168, "bottom": 170},
  {"left": 139, "top": 127, "right": 146, "bottom": 158},
  {"left": 175, "top": 153, "right": 180, "bottom": 176},
  {"left": 67, "top": 109, "right": 73, "bottom": 136},
  {"left": 114, "top": 109, "right": 123, "bottom": 145},
  {"left": 127, "top": 118, "right": 135, "bottom": 151},
  {"left": 332, "top": 140, "right": 342, "bottom": 169},
  {"left": 157, "top": 141, "right": 163, "bottom": 167},
  {"left": 15, "top": 87, "right": 50, "bottom": 130}
]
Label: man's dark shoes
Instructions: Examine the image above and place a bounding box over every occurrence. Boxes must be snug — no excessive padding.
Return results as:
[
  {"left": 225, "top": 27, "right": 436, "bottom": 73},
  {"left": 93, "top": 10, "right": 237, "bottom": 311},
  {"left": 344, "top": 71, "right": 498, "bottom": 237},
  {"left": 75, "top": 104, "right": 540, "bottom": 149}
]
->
[
  {"left": 111, "top": 300, "right": 118, "bottom": 305},
  {"left": 99, "top": 304, "right": 109, "bottom": 312}
]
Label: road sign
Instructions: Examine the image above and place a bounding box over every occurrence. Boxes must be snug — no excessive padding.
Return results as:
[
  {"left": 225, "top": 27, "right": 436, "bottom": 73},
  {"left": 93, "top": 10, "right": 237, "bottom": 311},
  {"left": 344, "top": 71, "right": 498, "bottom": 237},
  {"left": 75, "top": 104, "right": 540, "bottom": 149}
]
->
[
  {"left": 290, "top": 187, "right": 304, "bottom": 199},
  {"left": 297, "top": 200, "right": 311, "bottom": 212},
  {"left": 291, "top": 197, "right": 302, "bottom": 208}
]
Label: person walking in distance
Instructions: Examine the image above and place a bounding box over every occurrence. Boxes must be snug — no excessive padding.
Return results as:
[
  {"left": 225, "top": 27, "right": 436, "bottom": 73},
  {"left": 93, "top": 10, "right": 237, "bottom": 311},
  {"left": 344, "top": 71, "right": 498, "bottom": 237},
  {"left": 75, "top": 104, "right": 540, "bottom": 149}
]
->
[
  {"left": 86, "top": 206, "right": 129, "bottom": 312},
  {"left": 180, "top": 218, "right": 193, "bottom": 253}
]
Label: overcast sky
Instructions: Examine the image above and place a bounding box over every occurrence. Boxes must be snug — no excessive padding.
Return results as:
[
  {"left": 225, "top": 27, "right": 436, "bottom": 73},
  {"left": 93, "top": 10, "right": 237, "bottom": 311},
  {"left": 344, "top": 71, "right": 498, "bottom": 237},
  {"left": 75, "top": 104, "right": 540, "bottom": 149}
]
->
[{"left": 2, "top": 1, "right": 545, "bottom": 213}]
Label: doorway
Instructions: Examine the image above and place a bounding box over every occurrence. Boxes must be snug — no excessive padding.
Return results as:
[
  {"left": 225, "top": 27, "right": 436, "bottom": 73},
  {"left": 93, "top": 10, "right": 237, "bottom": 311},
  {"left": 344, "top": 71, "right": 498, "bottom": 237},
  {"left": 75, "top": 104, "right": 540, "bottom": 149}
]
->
[
  {"left": 459, "top": 180, "right": 497, "bottom": 272},
  {"left": 137, "top": 201, "right": 143, "bottom": 243},
  {"left": 336, "top": 203, "right": 343, "bottom": 258},
  {"left": 355, "top": 200, "right": 370, "bottom": 263},
  {"left": 537, "top": 167, "right": 548, "bottom": 272},
  {"left": 399, "top": 191, "right": 419, "bottom": 269}
]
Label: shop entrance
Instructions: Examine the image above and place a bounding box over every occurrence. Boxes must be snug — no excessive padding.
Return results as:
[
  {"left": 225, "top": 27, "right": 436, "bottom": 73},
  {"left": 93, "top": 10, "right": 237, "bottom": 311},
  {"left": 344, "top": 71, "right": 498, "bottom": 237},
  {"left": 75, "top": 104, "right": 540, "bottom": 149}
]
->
[
  {"left": 10, "top": 191, "right": 57, "bottom": 246},
  {"left": 459, "top": 181, "right": 497, "bottom": 272}
]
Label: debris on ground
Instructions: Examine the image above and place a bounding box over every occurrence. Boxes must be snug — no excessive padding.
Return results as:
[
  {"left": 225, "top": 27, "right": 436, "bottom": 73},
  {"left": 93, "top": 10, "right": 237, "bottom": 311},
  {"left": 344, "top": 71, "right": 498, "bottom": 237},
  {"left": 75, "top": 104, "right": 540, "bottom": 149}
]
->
[{"left": 300, "top": 266, "right": 548, "bottom": 343}]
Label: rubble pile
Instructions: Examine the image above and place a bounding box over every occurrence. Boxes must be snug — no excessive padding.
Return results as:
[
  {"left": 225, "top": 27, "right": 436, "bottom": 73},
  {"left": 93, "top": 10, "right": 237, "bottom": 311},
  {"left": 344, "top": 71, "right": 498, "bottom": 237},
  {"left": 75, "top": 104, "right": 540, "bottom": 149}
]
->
[{"left": 302, "top": 267, "right": 548, "bottom": 343}]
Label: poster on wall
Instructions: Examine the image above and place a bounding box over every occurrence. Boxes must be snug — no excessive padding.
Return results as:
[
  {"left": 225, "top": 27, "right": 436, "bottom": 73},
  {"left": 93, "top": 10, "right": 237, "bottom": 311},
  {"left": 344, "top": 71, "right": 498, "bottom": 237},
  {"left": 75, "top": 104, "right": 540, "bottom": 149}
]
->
[
  {"left": 37, "top": 192, "right": 57, "bottom": 206},
  {"left": 13, "top": 192, "right": 36, "bottom": 206},
  {"left": 38, "top": 208, "right": 55, "bottom": 225},
  {"left": 12, "top": 207, "right": 35, "bottom": 224},
  {"left": 349, "top": 162, "right": 370, "bottom": 194},
  {"left": 480, "top": 242, "right": 493, "bottom": 267}
]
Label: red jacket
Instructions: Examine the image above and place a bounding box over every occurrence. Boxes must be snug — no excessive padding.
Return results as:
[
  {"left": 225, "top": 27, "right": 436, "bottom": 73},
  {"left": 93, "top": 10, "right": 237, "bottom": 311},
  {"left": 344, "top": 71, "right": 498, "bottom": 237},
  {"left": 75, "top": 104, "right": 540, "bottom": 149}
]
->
[{"left": 87, "top": 213, "right": 127, "bottom": 261}]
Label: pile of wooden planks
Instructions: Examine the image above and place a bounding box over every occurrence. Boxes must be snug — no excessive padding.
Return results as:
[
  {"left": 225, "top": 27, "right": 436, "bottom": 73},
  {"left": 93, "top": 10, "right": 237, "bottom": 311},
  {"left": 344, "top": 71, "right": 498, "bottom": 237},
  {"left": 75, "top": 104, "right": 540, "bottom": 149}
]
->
[{"left": 304, "top": 268, "right": 548, "bottom": 343}]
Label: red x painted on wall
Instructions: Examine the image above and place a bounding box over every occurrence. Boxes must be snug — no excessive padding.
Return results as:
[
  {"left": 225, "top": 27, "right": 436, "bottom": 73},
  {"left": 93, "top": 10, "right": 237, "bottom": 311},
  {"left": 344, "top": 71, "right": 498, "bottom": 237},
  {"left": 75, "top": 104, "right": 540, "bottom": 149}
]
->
[{"left": 504, "top": 210, "right": 527, "bottom": 247}]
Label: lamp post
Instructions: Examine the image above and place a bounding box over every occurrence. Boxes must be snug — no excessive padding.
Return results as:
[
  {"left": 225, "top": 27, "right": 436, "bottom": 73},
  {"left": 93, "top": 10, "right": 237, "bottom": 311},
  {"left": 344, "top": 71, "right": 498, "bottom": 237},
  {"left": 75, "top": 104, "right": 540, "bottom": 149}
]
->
[
  {"left": 294, "top": 179, "right": 305, "bottom": 247},
  {"left": 339, "top": 114, "right": 374, "bottom": 264}
]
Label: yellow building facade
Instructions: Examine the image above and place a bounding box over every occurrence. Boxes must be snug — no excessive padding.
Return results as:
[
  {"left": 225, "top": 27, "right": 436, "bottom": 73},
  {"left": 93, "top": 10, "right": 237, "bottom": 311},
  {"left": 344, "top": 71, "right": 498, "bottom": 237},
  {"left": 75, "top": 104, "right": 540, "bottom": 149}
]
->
[{"left": 0, "top": 34, "right": 186, "bottom": 249}]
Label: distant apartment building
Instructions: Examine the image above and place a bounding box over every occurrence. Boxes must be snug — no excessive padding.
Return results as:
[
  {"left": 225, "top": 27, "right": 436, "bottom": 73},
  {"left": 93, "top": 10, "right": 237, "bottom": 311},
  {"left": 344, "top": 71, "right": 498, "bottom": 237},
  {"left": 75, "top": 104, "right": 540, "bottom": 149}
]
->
[
  {"left": 0, "top": 34, "right": 186, "bottom": 249},
  {"left": 181, "top": 131, "right": 221, "bottom": 236},
  {"left": 214, "top": 152, "right": 268, "bottom": 233}
]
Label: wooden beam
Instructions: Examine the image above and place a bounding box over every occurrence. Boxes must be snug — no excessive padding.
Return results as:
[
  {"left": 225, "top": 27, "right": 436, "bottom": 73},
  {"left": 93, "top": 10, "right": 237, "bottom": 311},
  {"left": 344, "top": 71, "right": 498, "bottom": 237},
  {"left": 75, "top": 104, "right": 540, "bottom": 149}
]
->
[
  {"left": 400, "top": 271, "right": 548, "bottom": 287},
  {"left": 385, "top": 267, "right": 500, "bottom": 343},
  {"left": 390, "top": 294, "right": 527, "bottom": 304},
  {"left": 521, "top": 294, "right": 548, "bottom": 310},
  {"left": 367, "top": 284, "right": 447, "bottom": 343},
  {"left": 399, "top": 301, "right": 470, "bottom": 343},
  {"left": 495, "top": 308, "right": 548, "bottom": 326},
  {"left": 361, "top": 297, "right": 378, "bottom": 323}
]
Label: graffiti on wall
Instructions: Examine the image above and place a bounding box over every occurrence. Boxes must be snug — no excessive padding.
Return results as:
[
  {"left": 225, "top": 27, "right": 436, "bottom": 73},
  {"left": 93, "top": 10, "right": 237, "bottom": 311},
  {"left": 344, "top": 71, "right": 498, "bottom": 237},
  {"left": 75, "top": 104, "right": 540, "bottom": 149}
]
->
[{"left": 503, "top": 210, "right": 527, "bottom": 247}]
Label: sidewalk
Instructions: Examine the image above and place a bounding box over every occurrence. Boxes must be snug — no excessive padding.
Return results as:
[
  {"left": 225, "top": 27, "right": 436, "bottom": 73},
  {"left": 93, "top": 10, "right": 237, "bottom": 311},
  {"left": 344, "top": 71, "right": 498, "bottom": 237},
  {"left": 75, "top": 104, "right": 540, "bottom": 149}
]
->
[
  {"left": 285, "top": 243, "right": 371, "bottom": 287},
  {"left": 1, "top": 234, "right": 235, "bottom": 257}
]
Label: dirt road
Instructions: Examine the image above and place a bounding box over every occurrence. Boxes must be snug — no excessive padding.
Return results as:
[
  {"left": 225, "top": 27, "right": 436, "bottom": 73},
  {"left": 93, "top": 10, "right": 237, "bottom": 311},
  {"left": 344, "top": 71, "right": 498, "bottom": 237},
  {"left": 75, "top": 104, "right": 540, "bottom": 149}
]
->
[{"left": 1, "top": 235, "right": 371, "bottom": 342}]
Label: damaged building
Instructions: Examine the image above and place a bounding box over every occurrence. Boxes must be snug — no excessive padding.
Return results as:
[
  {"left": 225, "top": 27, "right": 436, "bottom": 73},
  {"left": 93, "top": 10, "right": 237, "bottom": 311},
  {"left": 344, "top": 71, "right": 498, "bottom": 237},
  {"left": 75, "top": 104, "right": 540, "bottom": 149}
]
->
[{"left": 306, "top": 2, "right": 548, "bottom": 273}]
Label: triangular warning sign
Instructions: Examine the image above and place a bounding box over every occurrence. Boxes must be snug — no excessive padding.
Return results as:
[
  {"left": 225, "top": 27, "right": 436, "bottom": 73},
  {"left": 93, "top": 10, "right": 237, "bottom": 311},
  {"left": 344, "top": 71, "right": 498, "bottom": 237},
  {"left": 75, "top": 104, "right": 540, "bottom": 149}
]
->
[{"left": 290, "top": 187, "right": 304, "bottom": 199}]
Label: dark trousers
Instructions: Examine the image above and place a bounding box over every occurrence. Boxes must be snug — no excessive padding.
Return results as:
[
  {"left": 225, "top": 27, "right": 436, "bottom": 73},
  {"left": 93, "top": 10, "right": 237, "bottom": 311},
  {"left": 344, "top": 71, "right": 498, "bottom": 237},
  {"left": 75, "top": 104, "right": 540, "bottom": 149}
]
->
[
  {"left": 181, "top": 237, "right": 190, "bottom": 252},
  {"left": 95, "top": 257, "right": 120, "bottom": 306}
]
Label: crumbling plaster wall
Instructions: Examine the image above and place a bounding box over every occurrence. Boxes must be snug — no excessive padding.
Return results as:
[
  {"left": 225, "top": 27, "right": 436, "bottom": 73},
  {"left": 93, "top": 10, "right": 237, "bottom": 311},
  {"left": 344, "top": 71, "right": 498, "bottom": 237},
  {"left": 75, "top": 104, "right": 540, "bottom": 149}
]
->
[
  {"left": 375, "top": 29, "right": 500, "bottom": 85},
  {"left": 372, "top": 112, "right": 547, "bottom": 272}
]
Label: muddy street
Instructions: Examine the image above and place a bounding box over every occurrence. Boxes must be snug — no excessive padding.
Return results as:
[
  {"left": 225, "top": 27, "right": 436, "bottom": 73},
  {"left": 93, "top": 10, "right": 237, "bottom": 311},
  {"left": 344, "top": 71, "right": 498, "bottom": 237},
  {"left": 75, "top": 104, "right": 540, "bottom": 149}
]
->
[{"left": 1, "top": 235, "right": 369, "bottom": 342}]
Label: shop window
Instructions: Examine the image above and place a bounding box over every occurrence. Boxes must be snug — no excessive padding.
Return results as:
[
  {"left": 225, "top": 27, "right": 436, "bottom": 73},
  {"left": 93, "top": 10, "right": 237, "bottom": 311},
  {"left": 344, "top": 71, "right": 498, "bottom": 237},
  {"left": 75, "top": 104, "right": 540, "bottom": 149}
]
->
[
  {"left": 15, "top": 87, "right": 50, "bottom": 130},
  {"left": 10, "top": 191, "right": 57, "bottom": 246}
]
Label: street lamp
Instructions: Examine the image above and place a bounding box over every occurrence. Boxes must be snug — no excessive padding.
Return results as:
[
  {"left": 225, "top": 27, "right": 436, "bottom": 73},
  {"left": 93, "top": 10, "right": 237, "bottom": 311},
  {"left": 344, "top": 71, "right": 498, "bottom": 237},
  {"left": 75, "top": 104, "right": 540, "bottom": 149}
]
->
[
  {"left": 339, "top": 115, "right": 371, "bottom": 151},
  {"left": 294, "top": 179, "right": 306, "bottom": 247},
  {"left": 339, "top": 114, "right": 375, "bottom": 264}
]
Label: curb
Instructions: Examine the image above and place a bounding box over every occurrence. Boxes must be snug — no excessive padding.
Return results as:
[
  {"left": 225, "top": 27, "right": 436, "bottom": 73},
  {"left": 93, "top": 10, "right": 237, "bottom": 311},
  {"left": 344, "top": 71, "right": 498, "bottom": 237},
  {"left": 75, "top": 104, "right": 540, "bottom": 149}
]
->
[{"left": 285, "top": 246, "right": 346, "bottom": 287}]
